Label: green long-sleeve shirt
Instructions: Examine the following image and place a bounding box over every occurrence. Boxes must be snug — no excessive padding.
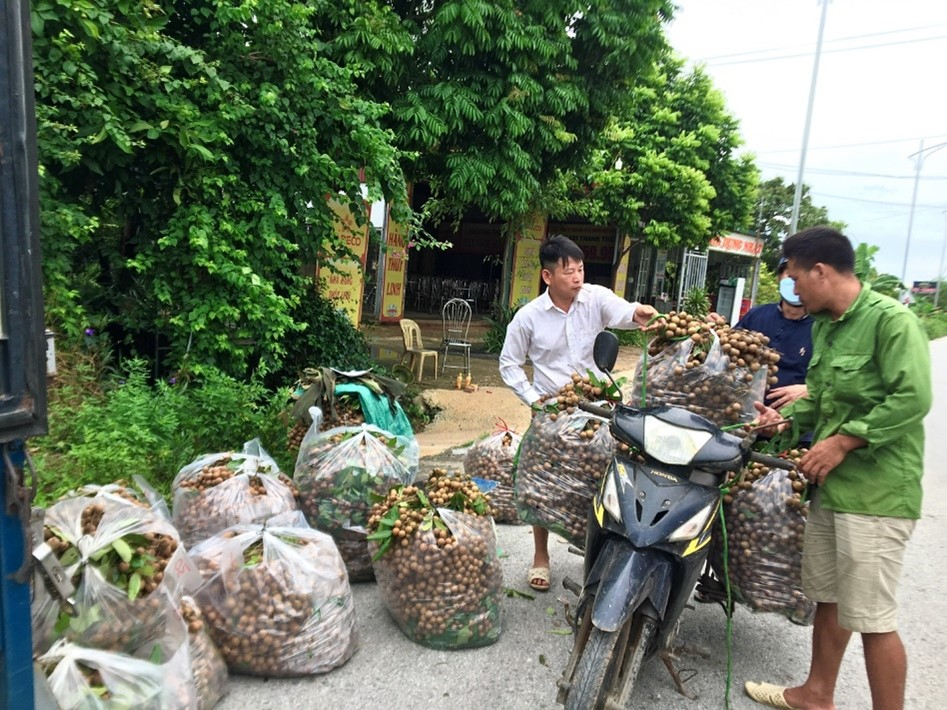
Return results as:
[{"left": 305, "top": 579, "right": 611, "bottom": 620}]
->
[{"left": 784, "top": 284, "right": 932, "bottom": 518}]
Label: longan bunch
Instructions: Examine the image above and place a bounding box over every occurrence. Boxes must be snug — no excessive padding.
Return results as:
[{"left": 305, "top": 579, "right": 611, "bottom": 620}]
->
[
  {"left": 368, "top": 470, "right": 502, "bottom": 649},
  {"left": 714, "top": 449, "right": 814, "bottom": 624},
  {"left": 537, "top": 372, "right": 619, "bottom": 420}
]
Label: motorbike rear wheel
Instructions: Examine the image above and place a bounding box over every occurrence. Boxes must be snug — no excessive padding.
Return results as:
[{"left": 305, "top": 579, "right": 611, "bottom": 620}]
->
[{"left": 565, "top": 612, "right": 657, "bottom": 710}]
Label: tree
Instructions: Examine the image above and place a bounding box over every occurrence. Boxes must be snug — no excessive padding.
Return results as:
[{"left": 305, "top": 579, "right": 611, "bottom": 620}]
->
[
  {"left": 372, "top": 0, "right": 675, "bottom": 223},
  {"left": 854, "top": 243, "right": 903, "bottom": 298},
  {"left": 754, "top": 177, "right": 846, "bottom": 270},
  {"left": 585, "top": 57, "right": 758, "bottom": 249},
  {"left": 33, "top": 0, "right": 409, "bottom": 376}
]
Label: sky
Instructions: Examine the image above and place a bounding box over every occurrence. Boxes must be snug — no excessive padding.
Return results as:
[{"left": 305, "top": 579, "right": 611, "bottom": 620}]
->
[{"left": 665, "top": 0, "right": 947, "bottom": 286}]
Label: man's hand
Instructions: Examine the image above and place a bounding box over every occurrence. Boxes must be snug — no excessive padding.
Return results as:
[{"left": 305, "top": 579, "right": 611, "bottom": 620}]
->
[
  {"left": 798, "top": 434, "right": 865, "bottom": 486},
  {"left": 751, "top": 401, "right": 790, "bottom": 435},
  {"left": 768, "top": 384, "right": 808, "bottom": 410},
  {"left": 633, "top": 303, "right": 660, "bottom": 328}
]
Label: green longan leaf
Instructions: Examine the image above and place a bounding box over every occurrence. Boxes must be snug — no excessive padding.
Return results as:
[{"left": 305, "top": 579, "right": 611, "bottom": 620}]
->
[
  {"left": 112, "top": 538, "right": 133, "bottom": 564},
  {"left": 127, "top": 572, "right": 142, "bottom": 601}
]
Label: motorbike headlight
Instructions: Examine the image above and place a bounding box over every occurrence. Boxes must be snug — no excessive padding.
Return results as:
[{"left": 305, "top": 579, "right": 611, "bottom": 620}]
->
[
  {"left": 643, "top": 416, "right": 713, "bottom": 466},
  {"left": 601, "top": 470, "right": 622, "bottom": 523},
  {"left": 668, "top": 504, "right": 713, "bottom": 542}
]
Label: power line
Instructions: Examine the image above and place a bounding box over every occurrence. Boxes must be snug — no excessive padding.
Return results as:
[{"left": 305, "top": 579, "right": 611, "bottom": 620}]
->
[
  {"left": 757, "top": 162, "right": 947, "bottom": 180},
  {"left": 757, "top": 135, "right": 947, "bottom": 155},
  {"left": 693, "top": 23, "right": 947, "bottom": 62},
  {"left": 808, "top": 191, "right": 947, "bottom": 209},
  {"left": 697, "top": 33, "right": 947, "bottom": 67}
]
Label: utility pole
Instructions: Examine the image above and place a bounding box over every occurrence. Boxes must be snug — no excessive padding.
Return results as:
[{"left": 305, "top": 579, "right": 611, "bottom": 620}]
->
[{"left": 789, "top": 0, "right": 830, "bottom": 236}]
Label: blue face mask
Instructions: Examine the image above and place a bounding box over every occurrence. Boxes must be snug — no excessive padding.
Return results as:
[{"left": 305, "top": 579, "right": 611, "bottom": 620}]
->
[{"left": 779, "top": 276, "right": 802, "bottom": 307}]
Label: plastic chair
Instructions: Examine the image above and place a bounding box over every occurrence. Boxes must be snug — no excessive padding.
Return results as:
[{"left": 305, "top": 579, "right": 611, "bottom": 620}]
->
[
  {"left": 399, "top": 319, "right": 438, "bottom": 381},
  {"left": 441, "top": 298, "right": 472, "bottom": 375}
]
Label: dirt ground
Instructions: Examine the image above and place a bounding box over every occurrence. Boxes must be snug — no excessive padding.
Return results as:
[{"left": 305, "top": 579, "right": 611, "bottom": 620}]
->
[{"left": 365, "top": 315, "right": 642, "bottom": 457}]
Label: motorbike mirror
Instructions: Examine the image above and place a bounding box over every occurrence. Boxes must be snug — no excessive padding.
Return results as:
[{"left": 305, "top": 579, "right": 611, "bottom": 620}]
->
[{"left": 592, "top": 331, "right": 620, "bottom": 373}]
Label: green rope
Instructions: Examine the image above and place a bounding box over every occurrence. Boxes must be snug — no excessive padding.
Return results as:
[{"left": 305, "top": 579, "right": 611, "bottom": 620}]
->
[{"left": 717, "top": 485, "right": 735, "bottom": 710}]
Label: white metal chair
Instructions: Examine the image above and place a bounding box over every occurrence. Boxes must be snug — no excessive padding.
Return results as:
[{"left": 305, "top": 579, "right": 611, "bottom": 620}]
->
[
  {"left": 441, "top": 298, "right": 472, "bottom": 375},
  {"left": 399, "top": 318, "right": 438, "bottom": 381}
]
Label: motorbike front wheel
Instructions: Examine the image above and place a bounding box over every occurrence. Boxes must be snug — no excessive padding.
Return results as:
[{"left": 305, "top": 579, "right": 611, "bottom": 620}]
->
[{"left": 565, "top": 613, "right": 657, "bottom": 710}]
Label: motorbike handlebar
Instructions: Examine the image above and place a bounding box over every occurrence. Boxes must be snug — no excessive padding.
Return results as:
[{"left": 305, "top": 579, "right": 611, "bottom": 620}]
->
[
  {"left": 748, "top": 451, "right": 796, "bottom": 470},
  {"left": 577, "top": 401, "right": 615, "bottom": 419}
]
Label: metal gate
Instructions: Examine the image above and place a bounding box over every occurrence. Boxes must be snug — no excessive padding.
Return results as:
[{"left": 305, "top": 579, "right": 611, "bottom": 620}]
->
[{"left": 677, "top": 250, "right": 708, "bottom": 306}]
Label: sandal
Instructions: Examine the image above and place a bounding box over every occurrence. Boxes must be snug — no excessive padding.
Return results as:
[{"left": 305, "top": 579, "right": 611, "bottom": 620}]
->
[
  {"left": 744, "top": 681, "right": 796, "bottom": 709},
  {"left": 527, "top": 566, "right": 550, "bottom": 592}
]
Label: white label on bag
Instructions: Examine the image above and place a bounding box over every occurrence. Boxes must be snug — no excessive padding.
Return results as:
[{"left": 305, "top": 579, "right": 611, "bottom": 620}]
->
[{"left": 165, "top": 545, "right": 204, "bottom": 593}]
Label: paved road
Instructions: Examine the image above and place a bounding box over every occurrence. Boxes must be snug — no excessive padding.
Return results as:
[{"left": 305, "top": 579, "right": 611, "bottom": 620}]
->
[{"left": 218, "top": 338, "right": 947, "bottom": 710}]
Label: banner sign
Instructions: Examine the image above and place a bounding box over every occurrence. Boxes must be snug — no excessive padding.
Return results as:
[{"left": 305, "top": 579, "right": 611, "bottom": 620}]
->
[
  {"left": 318, "top": 198, "right": 370, "bottom": 326},
  {"left": 509, "top": 214, "right": 546, "bottom": 307}
]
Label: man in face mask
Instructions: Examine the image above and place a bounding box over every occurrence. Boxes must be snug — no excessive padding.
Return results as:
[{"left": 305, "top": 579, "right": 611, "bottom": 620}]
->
[{"left": 735, "top": 257, "right": 812, "bottom": 410}]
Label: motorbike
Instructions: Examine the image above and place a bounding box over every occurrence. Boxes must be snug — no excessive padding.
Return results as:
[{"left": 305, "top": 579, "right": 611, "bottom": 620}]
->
[{"left": 556, "top": 331, "right": 791, "bottom": 710}]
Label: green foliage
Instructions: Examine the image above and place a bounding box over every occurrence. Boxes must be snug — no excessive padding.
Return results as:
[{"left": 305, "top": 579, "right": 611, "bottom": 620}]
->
[
  {"left": 915, "top": 308, "right": 947, "bottom": 340},
  {"left": 482, "top": 301, "right": 520, "bottom": 354},
  {"left": 610, "top": 328, "right": 649, "bottom": 348},
  {"left": 378, "top": 0, "right": 674, "bottom": 223},
  {"left": 33, "top": 0, "right": 409, "bottom": 376},
  {"left": 682, "top": 287, "right": 711, "bottom": 318},
  {"left": 754, "top": 178, "right": 847, "bottom": 270},
  {"left": 755, "top": 264, "right": 779, "bottom": 305},
  {"left": 264, "top": 294, "right": 374, "bottom": 389},
  {"left": 854, "top": 243, "right": 904, "bottom": 298},
  {"left": 586, "top": 57, "right": 758, "bottom": 249},
  {"left": 34, "top": 353, "right": 292, "bottom": 505}
]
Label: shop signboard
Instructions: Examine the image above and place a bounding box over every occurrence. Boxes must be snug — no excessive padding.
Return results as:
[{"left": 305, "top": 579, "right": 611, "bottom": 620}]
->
[
  {"left": 318, "top": 198, "right": 370, "bottom": 326},
  {"left": 378, "top": 206, "right": 409, "bottom": 322},
  {"left": 708, "top": 232, "right": 764, "bottom": 257},
  {"left": 912, "top": 280, "right": 937, "bottom": 295},
  {"left": 548, "top": 224, "right": 616, "bottom": 264},
  {"left": 613, "top": 235, "right": 632, "bottom": 298},
  {"left": 509, "top": 214, "right": 546, "bottom": 306}
]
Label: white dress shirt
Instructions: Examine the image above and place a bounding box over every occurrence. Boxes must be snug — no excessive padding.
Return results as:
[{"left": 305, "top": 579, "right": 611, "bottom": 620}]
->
[{"left": 499, "top": 284, "right": 641, "bottom": 406}]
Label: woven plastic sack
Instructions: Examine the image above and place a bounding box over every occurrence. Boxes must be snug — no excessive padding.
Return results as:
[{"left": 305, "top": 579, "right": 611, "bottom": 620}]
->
[
  {"left": 629, "top": 331, "right": 767, "bottom": 428},
  {"left": 712, "top": 468, "right": 814, "bottom": 625},
  {"left": 189, "top": 510, "right": 357, "bottom": 677},
  {"left": 514, "top": 410, "right": 614, "bottom": 546},
  {"left": 464, "top": 426, "right": 522, "bottom": 524},
  {"left": 33, "top": 497, "right": 183, "bottom": 655},
  {"left": 370, "top": 508, "right": 503, "bottom": 649},
  {"left": 39, "top": 639, "right": 166, "bottom": 710},
  {"left": 294, "top": 410, "right": 418, "bottom": 581},
  {"left": 172, "top": 439, "right": 297, "bottom": 549}
]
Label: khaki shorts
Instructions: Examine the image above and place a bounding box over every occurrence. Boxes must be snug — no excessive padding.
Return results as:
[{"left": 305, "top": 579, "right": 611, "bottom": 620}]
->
[{"left": 802, "top": 492, "right": 915, "bottom": 633}]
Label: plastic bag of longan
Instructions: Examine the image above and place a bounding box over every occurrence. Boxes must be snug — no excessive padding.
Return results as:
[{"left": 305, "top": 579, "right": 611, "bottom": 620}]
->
[
  {"left": 630, "top": 329, "right": 767, "bottom": 428},
  {"left": 463, "top": 427, "right": 522, "bottom": 523},
  {"left": 714, "top": 468, "right": 815, "bottom": 625},
  {"left": 180, "top": 596, "right": 229, "bottom": 710},
  {"left": 370, "top": 508, "right": 503, "bottom": 650},
  {"left": 39, "top": 639, "right": 167, "bottom": 710},
  {"left": 293, "top": 412, "right": 419, "bottom": 581},
  {"left": 171, "top": 438, "right": 298, "bottom": 549},
  {"left": 189, "top": 511, "right": 357, "bottom": 677},
  {"left": 33, "top": 497, "right": 183, "bottom": 656},
  {"left": 513, "top": 410, "right": 615, "bottom": 546}
]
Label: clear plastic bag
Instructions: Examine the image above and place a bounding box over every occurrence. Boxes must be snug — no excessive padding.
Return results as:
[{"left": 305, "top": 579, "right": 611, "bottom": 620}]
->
[
  {"left": 189, "top": 510, "right": 357, "bottom": 677},
  {"left": 713, "top": 468, "right": 814, "bottom": 625},
  {"left": 171, "top": 438, "right": 297, "bottom": 549},
  {"left": 514, "top": 410, "right": 614, "bottom": 545},
  {"left": 33, "top": 497, "right": 183, "bottom": 655},
  {"left": 630, "top": 332, "right": 767, "bottom": 428},
  {"left": 370, "top": 508, "right": 503, "bottom": 649},
  {"left": 464, "top": 427, "right": 522, "bottom": 524},
  {"left": 181, "top": 596, "right": 229, "bottom": 709},
  {"left": 39, "top": 639, "right": 166, "bottom": 710},
  {"left": 294, "top": 414, "right": 418, "bottom": 581}
]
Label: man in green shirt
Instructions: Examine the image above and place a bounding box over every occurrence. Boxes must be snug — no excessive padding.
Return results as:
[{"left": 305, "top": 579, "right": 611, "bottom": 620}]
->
[{"left": 745, "top": 227, "right": 932, "bottom": 710}]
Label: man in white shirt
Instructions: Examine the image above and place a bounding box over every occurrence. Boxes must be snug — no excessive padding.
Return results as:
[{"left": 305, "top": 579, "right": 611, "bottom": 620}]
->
[{"left": 499, "top": 234, "right": 657, "bottom": 590}]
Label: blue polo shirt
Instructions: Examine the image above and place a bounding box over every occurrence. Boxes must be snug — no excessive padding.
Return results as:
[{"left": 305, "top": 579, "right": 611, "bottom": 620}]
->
[{"left": 736, "top": 302, "right": 813, "bottom": 397}]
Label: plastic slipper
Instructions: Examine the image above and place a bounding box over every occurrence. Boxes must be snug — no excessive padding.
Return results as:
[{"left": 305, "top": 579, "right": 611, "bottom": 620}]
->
[
  {"left": 528, "top": 566, "right": 550, "bottom": 592},
  {"left": 744, "top": 681, "right": 796, "bottom": 709}
]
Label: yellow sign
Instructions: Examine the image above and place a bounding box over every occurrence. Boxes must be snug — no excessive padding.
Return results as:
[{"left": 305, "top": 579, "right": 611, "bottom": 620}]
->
[
  {"left": 318, "top": 198, "right": 370, "bottom": 326},
  {"left": 509, "top": 214, "right": 546, "bottom": 307},
  {"left": 379, "top": 206, "right": 408, "bottom": 323},
  {"left": 613, "top": 235, "right": 632, "bottom": 299}
]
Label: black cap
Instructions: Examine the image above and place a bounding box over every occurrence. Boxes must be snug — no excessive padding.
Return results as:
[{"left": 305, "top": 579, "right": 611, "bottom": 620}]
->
[{"left": 777, "top": 256, "right": 788, "bottom": 273}]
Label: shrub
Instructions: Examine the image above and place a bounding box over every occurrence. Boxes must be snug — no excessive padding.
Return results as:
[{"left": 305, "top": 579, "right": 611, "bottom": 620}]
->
[{"left": 482, "top": 301, "right": 520, "bottom": 354}]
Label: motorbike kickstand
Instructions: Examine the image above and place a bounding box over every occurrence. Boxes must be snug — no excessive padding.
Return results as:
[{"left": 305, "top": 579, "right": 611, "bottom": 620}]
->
[{"left": 659, "top": 647, "right": 704, "bottom": 699}]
